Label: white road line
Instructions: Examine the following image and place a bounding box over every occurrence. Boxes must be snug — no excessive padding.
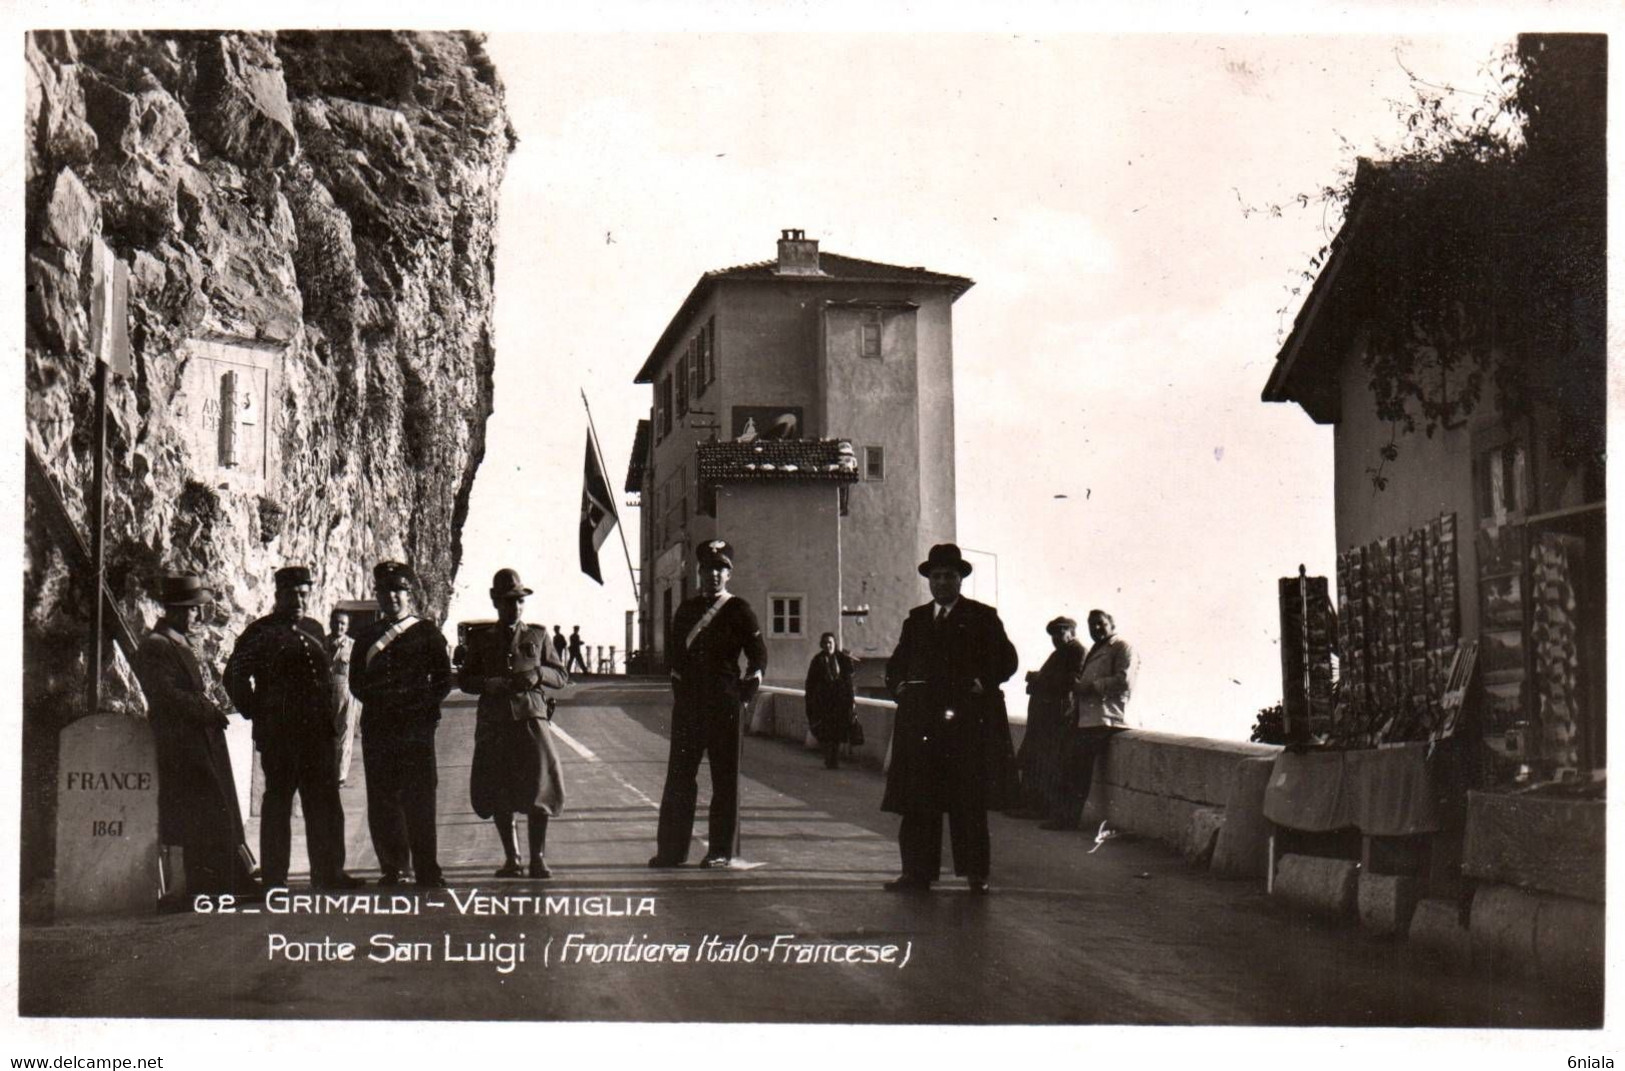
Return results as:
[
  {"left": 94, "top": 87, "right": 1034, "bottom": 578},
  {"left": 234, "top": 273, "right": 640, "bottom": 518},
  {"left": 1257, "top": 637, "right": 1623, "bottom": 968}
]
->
[{"left": 549, "top": 722, "right": 597, "bottom": 761}]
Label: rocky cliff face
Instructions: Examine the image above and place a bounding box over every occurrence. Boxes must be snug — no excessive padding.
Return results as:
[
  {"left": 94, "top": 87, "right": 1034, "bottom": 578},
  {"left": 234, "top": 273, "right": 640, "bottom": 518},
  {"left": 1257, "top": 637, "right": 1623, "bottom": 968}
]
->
[{"left": 23, "top": 30, "right": 512, "bottom": 902}]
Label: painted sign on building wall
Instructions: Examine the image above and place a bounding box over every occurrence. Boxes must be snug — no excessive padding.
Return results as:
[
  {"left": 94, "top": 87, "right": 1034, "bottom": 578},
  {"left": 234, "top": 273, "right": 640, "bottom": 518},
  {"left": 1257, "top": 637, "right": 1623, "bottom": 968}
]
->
[{"left": 732, "top": 406, "right": 803, "bottom": 442}]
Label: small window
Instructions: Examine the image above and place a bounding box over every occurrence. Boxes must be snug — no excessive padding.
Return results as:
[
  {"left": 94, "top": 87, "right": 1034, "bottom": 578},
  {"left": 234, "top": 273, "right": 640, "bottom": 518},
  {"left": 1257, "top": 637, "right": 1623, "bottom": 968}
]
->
[
  {"left": 676, "top": 355, "right": 689, "bottom": 418},
  {"left": 769, "top": 595, "right": 804, "bottom": 637},
  {"left": 864, "top": 445, "right": 885, "bottom": 481},
  {"left": 701, "top": 318, "right": 716, "bottom": 387},
  {"left": 859, "top": 310, "right": 882, "bottom": 359},
  {"left": 660, "top": 375, "right": 674, "bottom": 436}
]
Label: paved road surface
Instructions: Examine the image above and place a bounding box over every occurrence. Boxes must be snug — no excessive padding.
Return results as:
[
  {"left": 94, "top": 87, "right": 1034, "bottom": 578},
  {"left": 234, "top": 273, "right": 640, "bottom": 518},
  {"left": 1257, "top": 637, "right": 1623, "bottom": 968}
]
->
[{"left": 18, "top": 680, "right": 1599, "bottom": 1026}]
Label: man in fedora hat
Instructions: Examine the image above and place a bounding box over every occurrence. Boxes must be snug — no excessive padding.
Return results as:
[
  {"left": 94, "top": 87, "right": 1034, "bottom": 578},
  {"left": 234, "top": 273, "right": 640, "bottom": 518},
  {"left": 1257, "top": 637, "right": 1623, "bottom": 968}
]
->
[
  {"left": 649, "top": 539, "right": 767, "bottom": 869},
  {"left": 1010, "top": 616, "right": 1087, "bottom": 821},
  {"left": 349, "top": 561, "right": 453, "bottom": 888},
  {"left": 882, "top": 543, "right": 1019, "bottom": 894},
  {"left": 225, "top": 566, "right": 361, "bottom": 891},
  {"left": 459, "top": 568, "right": 570, "bottom": 878},
  {"left": 134, "top": 574, "right": 259, "bottom": 906}
]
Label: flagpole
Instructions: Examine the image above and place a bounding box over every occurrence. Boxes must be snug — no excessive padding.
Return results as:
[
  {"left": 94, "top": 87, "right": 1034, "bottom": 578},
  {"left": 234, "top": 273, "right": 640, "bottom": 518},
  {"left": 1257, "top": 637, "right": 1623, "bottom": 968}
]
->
[{"left": 581, "top": 389, "right": 640, "bottom": 603}]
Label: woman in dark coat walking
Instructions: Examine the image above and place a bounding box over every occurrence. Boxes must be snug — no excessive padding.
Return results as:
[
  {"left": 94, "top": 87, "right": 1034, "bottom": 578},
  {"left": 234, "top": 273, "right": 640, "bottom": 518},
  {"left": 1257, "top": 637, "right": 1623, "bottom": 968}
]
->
[
  {"left": 804, "top": 632, "right": 856, "bottom": 769},
  {"left": 458, "top": 569, "right": 569, "bottom": 878}
]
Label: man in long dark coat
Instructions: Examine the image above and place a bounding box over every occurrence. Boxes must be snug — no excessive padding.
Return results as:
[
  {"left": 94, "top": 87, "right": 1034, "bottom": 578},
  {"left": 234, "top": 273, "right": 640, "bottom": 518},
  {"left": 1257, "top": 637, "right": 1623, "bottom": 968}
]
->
[
  {"left": 135, "top": 574, "right": 258, "bottom": 905},
  {"left": 225, "top": 565, "right": 361, "bottom": 891},
  {"left": 649, "top": 539, "right": 767, "bottom": 870},
  {"left": 1012, "top": 616, "right": 1087, "bottom": 820},
  {"left": 350, "top": 560, "right": 453, "bottom": 888},
  {"left": 459, "top": 568, "right": 569, "bottom": 878},
  {"left": 883, "top": 543, "right": 1019, "bottom": 894},
  {"left": 805, "top": 631, "right": 857, "bottom": 769}
]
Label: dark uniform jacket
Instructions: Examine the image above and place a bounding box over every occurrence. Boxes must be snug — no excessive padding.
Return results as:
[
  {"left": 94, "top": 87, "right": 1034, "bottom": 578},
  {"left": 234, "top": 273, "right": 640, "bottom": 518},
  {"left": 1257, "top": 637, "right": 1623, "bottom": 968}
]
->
[
  {"left": 882, "top": 597, "right": 1020, "bottom": 814},
  {"left": 669, "top": 594, "right": 767, "bottom": 712},
  {"left": 458, "top": 622, "right": 568, "bottom": 722},
  {"left": 224, "top": 615, "right": 337, "bottom": 750},
  {"left": 349, "top": 617, "right": 453, "bottom": 738}
]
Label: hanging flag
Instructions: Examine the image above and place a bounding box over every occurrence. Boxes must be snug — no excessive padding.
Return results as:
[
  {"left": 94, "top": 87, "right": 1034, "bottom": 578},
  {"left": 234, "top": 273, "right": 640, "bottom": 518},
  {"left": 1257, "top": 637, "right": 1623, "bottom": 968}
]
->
[
  {"left": 579, "top": 429, "right": 618, "bottom": 584},
  {"left": 85, "top": 235, "right": 132, "bottom": 377}
]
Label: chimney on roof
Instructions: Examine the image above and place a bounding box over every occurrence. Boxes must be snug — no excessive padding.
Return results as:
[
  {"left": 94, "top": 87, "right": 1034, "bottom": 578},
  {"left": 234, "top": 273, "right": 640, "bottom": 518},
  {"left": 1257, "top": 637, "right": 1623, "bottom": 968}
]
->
[{"left": 776, "top": 228, "right": 822, "bottom": 275}]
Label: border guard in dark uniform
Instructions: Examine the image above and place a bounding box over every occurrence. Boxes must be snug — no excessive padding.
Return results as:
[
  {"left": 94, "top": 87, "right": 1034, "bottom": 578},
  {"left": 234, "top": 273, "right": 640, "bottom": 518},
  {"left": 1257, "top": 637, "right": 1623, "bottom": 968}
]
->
[
  {"left": 350, "top": 561, "right": 453, "bottom": 888},
  {"left": 649, "top": 539, "right": 766, "bottom": 869},
  {"left": 225, "top": 566, "right": 361, "bottom": 891},
  {"left": 135, "top": 574, "right": 259, "bottom": 905},
  {"left": 459, "top": 568, "right": 570, "bottom": 878},
  {"left": 882, "top": 543, "right": 1019, "bottom": 894}
]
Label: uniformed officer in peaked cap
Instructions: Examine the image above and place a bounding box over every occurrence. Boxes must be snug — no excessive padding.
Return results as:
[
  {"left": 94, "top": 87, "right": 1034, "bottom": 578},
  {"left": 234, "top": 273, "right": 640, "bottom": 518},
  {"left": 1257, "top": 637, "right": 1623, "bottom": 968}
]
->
[
  {"left": 225, "top": 566, "right": 362, "bottom": 890},
  {"left": 349, "top": 560, "right": 453, "bottom": 888},
  {"left": 649, "top": 539, "right": 767, "bottom": 869},
  {"left": 458, "top": 568, "right": 570, "bottom": 878}
]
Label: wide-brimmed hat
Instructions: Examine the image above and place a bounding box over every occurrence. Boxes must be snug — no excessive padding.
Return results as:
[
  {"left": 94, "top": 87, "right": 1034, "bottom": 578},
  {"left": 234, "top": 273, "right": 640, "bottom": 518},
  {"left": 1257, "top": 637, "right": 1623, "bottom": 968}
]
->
[
  {"left": 1046, "top": 615, "right": 1078, "bottom": 635},
  {"left": 697, "top": 539, "right": 734, "bottom": 570},
  {"left": 917, "top": 543, "right": 973, "bottom": 578},
  {"left": 274, "top": 565, "right": 313, "bottom": 590},
  {"left": 490, "top": 568, "right": 533, "bottom": 599},
  {"left": 374, "top": 561, "right": 416, "bottom": 592},
  {"left": 157, "top": 574, "right": 214, "bottom": 607}
]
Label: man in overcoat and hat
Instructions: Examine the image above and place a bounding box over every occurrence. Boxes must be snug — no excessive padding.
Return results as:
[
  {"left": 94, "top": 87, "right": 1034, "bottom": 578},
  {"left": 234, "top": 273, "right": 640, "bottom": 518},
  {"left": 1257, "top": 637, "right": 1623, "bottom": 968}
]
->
[
  {"left": 459, "top": 568, "right": 570, "bottom": 878},
  {"left": 225, "top": 566, "right": 361, "bottom": 890},
  {"left": 135, "top": 574, "right": 259, "bottom": 904},
  {"left": 882, "top": 543, "right": 1019, "bottom": 894},
  {"left": 349, "top": 561, "right": 453, "bottom": 887},
  {"left": 649, "top": 539, "right": 767, "bottom": 869}
]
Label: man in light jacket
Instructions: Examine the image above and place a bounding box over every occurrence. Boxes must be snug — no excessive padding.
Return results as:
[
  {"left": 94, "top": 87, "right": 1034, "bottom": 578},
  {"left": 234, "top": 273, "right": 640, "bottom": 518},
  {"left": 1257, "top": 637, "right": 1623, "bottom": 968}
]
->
[{"left": 1043, "top": 609, "right": 1136, "bottom": 831}]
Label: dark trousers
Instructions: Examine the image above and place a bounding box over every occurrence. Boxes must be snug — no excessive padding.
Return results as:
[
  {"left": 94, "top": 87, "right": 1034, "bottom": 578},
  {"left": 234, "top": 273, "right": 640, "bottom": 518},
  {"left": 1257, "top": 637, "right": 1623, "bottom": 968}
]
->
[
  {"left": 822, "top": 737, "right": 842, "bottom": 769},
  {"left": 259, "top": 738, "right": 345, "bottom": 886},
  {"left": 1055, "top": 727, "right": 1118, "bottom": 827},
  {"left": 898, "top": 806, "right": 990, "bottom": 882},
  {"left": 568, "top": 651, "right": 589, "bottom": 674},
  {"left": 655, "top": 699, "right": 741, "bottom": 862},
  {"left": 363, "top": 731, "right": 441, "bottom": 882}
]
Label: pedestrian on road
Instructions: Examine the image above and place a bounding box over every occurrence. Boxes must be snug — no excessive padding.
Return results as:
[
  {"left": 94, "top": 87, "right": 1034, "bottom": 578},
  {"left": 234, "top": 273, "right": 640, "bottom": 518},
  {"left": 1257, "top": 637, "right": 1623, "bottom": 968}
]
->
[
  {"left": 882, "top": 543, "right": 1019, "bottom": 895},
  {"left": 460, "top": 569, "right": 570, "bottom": 879},
  {"left": 552, "top": 625, "right": 569, "bottom": 668},
  {"left": 1011, "top": 616, "right": 1086, "bottom": 820},
  {"left": 567, "top": 626, "right": 590, "bottom": 675},
  {"left": 350, "top": 561, "right": 453, "bottom": 888},
  {"left": 329, "top": 609, "right": 361, "bottom": 786},
  {"left": 225, "top": 566, "right": 361, "bottom": 891},
  {"left": 135, "top": 573, "right": 259, "bottom": 905},
  {"left": 649, "top": 539, "right": 766, "bottom": 869},
  {"left": 804, "top": 632, "right": 857, "bottom": 769},
  {"left": 1044, "top": 609, "right": 1136, "bottom": 831}
]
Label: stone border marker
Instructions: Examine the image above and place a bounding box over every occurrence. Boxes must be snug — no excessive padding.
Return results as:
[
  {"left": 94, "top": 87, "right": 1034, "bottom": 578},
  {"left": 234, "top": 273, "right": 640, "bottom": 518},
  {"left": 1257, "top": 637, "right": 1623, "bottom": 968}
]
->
[{"left": 54, "top": 714, "right": 160, "bottom": 917}]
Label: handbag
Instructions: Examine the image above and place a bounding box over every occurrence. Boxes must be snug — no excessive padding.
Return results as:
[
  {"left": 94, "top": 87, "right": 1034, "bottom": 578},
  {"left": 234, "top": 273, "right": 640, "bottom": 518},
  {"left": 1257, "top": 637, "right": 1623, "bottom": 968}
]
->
[{"left": 848, "top": 716, "right": 865, "bottom": 747}]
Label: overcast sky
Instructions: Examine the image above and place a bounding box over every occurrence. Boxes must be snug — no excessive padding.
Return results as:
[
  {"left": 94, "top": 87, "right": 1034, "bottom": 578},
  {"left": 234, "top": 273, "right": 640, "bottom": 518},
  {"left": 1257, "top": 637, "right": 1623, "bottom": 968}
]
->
[{"left": 458, "top": 31, "right": 1515, "bottom": 738}]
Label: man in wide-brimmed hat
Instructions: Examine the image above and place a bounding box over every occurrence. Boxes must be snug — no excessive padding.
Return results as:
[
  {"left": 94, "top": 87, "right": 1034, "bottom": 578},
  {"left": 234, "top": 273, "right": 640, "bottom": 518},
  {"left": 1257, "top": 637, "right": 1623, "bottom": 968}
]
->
[
  {"left": 134, "top": 574, "right": 259, "bottom": 907},
  {"left": 225, "top": 566, "right": 362, "bottom": 891},
  {"left": 349, "top": 560, "right": 453, "bottom": 888},
  {"left": 881, "top": 543, "right": 1019, "bottom": 895},
  {"left": 649, "top": 538, "right": 767, "bottom": 869},
  {"left": 459, "top": 568, "right": 570, "bottom": 878}
]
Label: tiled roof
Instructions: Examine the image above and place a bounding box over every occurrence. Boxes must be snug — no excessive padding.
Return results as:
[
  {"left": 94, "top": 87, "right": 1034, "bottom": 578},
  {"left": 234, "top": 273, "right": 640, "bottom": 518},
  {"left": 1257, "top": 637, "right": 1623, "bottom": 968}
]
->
[
  {"left": 635, "top": 248, "right": 974, "bottom": 383},
  {"left": 697, "top": 439, "right": 861, "bottom": 483},
  {"left": 624, "top": 419, "right": 651, "bottom": 494}
]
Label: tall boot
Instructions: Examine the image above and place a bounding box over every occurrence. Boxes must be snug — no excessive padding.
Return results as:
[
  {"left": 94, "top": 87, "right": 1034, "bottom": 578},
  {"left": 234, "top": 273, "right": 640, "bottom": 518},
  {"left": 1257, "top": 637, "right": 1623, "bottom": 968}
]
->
[{"left": 493, "top": 814, "right": 523, "bottom": 877}]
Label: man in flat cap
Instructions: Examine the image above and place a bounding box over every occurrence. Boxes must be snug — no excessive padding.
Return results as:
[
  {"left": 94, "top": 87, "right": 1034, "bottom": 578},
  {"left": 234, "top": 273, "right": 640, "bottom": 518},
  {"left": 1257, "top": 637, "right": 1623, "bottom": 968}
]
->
[
  {"left": 225, "top": 566, "right": 361, "bottom": 890},
  {"left": 459, "top": 568, "right": 570, "bottom": 878},
  {"left": 649, "top": 539, "right": 766, "bottom": 869},
  {"left": 882, "top": 543, "right": 1019, "bottom": 894},
  {"left": 135, "top": 574, "right": 258, "bottom": 906},
  {"left": 1010, "top": 616, "right": 1087, "bottom": 821},
  {"left": 349, "top": 561, "right": 453, "bottom": 887},
  {"left": 1046, "top": 609, "right": 1137, "bottom": 832}
]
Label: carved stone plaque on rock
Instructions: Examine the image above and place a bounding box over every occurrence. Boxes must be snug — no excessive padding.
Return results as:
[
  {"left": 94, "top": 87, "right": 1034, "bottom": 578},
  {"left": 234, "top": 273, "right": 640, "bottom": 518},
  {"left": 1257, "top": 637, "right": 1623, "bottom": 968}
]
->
[
  {"left": 176, "top": 338, "right": 284, "bottom": 493},
  {"left": 54, "top": 714, "right": 160, "bottom": 917}
]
